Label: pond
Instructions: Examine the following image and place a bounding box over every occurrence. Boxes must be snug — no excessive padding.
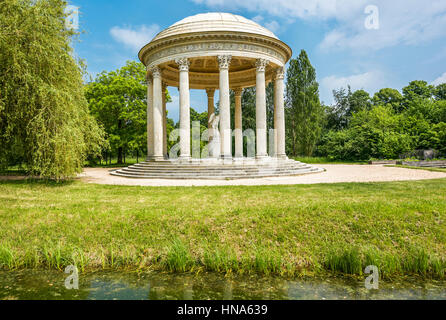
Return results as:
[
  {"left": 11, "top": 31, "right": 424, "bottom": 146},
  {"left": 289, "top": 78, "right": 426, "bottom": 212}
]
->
[{"left": 0, "top": 270, "right": 445, "bottom": 300}]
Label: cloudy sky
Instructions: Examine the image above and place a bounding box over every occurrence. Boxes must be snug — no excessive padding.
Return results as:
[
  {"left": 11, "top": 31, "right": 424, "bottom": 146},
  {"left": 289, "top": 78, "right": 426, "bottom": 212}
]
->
[{"left": 71, "top": 0, "right": 446, "bottom": 122}]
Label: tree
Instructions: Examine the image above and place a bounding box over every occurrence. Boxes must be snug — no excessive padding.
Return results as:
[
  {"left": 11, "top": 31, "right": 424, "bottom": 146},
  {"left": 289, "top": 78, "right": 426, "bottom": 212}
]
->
[
  {"left": 319, "top": 105, "right": 414, "bottom": 160},
  {"left": 86, "top": 61, "right": 171, "bottom": 164},
  {"left": 325, "top": 87, "right": 373, "bottom": 131},
  {"left": 403, "top": 80, "right": 434, "bottom": 101},
  {"left": 0, "top": 0, "right": 105, "bottom": 179},
  {"left": 316, "top": 79, "right": 446, "bottom": 160},
  {"left": 285, "top": 50, "right": 324, "bottom": 156},
  {"left": 372, "top": 88, "right": 403, "bottom": 111},
  {"left": 325, "top": 86, "right": 352, "bottom": 131},
  {"left": 350, "top": 90, "right": 372, "bottom": 114},
  {"left": 434, "top": 83, "right": 446, "bottom": 101}
]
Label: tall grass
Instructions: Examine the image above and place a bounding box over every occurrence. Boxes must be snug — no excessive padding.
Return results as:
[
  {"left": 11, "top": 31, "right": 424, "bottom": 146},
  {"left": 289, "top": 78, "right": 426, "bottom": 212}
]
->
[
  {"left": 0, "top": 245, "right": 15, "bottom": 269},
  {"left": 164, "top": 238, "right": 193, "bottom": 272},
  {"left": 324, "top": 247, "right": 446, "bottom": 279}
]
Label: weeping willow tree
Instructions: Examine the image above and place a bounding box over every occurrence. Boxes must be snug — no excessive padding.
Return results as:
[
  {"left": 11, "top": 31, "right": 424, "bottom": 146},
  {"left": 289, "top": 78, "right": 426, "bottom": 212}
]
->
[{"left": 0, "top": 0, "right": 105, "bottom": 179}]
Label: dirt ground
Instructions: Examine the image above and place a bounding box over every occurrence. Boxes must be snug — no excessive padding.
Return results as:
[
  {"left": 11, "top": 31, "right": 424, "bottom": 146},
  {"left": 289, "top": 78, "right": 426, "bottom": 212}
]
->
[{"left": 76, "top": 164, "right": 446, "bottom": 187}]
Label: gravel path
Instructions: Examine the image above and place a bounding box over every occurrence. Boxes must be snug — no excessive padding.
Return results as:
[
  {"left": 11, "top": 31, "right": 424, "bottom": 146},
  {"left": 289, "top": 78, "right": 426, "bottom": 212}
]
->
[{"left": 78, "top": 165, "right": 446, "bottom": 187}]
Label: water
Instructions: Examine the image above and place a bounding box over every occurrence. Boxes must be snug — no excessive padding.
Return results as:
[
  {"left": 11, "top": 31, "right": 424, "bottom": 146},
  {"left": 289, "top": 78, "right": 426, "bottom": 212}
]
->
[{"left": 0, "top": 270, "right": 445, "bottom": 300}]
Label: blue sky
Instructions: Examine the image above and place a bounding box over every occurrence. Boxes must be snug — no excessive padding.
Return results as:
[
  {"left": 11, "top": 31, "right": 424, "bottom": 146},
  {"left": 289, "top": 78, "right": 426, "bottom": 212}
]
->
[{"left": 70, "top": 0, "right": 446, "bottom": 122}]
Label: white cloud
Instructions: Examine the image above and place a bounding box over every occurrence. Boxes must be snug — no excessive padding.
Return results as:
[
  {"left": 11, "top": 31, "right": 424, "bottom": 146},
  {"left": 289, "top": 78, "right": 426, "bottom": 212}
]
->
[
  {"left": 432, "top": 72, "right": 446, "bottom": 86},
  {"left": 110, "top": 24, "right": 160, "bottom": 52},
  {"left": 264, "top": 21, "right": 280, "bottom": 34},
  {"left": 191, "top": 0, "right": 446, "bottom": 51},
  {"left": 319, "top": 1, "right": 446, "bottom": 51},
  {"left": 191, "top": 0, "right": 355, "bottom": 20},
  {"left": 252, "top": 15, "right": 263, "bottom": 23},
  {"left": 320, "top": 71, "right": 384, "bottom": 104}
]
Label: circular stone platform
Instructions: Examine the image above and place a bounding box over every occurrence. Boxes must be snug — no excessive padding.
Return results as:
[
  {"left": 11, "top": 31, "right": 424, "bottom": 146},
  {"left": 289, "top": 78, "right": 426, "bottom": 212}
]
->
[{"left": 111, "top": 159, "right": 324, "bottom": 180}]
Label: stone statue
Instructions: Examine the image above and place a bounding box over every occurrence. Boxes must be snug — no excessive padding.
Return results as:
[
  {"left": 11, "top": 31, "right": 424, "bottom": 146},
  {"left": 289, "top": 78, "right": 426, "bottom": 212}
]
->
[{"left": 208, "top": 113, "right": 220, "bottom": 158}]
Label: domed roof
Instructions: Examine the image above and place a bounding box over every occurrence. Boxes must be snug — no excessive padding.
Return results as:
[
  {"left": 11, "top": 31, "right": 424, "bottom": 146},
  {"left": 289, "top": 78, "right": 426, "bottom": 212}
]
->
[{"left": 151, "top": 12, "right": 278, "bottom": 42}]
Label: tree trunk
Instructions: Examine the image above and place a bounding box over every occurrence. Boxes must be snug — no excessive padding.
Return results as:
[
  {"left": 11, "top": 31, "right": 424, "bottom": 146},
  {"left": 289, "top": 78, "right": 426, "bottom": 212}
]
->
[
  {"left": 117, "top": 147, "right": 123, "bottom": 164},
  {"left": 117, "top": 119, "right": 123, "bottom": 164},
  {"left": 292, "top": 120, "right": 297, "bottom": 157},
  {"left": 137, "top": 149, "right": 139, "bottom": 163}
]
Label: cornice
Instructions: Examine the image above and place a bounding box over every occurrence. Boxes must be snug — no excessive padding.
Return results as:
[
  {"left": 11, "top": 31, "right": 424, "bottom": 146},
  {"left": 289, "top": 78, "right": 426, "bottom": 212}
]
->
[{"left": 139, "top": 31, "right": 292, "bottom": 67}]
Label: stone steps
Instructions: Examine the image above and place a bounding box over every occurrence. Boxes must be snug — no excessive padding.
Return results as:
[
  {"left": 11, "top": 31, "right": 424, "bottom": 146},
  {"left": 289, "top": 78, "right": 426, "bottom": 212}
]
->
[
  {"left": 110, "top": 159, "right": 324, "bottom": 180},
  {"left": 111, "top": 168, "right": 322, "bottom": 180},
  {"left": 125, "top": 164, "right": 309, "bottom": 172}
]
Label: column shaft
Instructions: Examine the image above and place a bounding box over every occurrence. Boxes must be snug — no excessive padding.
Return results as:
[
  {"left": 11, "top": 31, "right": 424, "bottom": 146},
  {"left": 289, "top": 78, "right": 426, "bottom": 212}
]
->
[
  {"left": 218, "top": 55, "right": 232, "bottom": 159},
  {"left": 152, "top": 67, "right": 164, "bottom": 160},
  {"left": 162, "top": 83, "right": 168, "bottom": 159},
  {"left": 206, "top": 88, "right": 215, "bottom": 133},
  {"left": 234, "top": 88, "right": 243, "bottom": 158},
  {"left": 274, "top": 68, "right": 286, "bottom": 159},
  {"left": 146, "top": 76, "right": 154, "bottom": 159},
  {"left": 206, "top": 88, "right": 216, "bottom": 158},
  {"left": 255, "top": 59, "right": 269, "bottom": 158},
  {"left": 176, "top": 58, "right": 191, "bottom": 160}
]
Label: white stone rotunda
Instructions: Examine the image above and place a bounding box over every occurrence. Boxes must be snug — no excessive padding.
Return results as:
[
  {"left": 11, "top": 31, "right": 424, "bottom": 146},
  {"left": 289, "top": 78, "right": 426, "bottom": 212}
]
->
[{"left": 112, "top": 13, "right": 323, "bottom": 179}]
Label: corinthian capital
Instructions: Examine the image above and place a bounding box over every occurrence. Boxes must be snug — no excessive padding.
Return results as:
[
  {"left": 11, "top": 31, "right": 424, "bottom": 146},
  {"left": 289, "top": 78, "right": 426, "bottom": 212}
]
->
[
  {"left": 152, "top": 66, "right": 162, "bottom": 78},
  {"left": 205, "top": 88, "right": 216, "bottom": 97},
  {"left": 175, "top": 58, "right": 190, "bottom": 72},
  {"left": 217, "top": 55, "right": 232, "bottom": 70},
  {"left": 233, "top": 88, "right": 243, "bottom": 97},
  {"left": 255, "top": 59, "right": 269, "bottom": 72},
  {"left": 275, "top": 67, "right": 285, "bottom": 80}
]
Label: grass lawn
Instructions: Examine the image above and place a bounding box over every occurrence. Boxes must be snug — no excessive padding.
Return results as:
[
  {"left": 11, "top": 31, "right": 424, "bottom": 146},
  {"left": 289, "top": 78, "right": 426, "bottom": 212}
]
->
[
  {"left": 0, "top": 178, "right": 445, "bottom": 279},
  {"left": 85, "top": 157, "right": 141, "bottom": 168},
  {"left": 386, "top": 165, "right": 446, "bottom": 173}
]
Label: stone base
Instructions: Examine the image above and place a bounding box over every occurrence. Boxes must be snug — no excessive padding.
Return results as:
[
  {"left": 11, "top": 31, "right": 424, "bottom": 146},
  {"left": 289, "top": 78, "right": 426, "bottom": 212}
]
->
[{"left": 111, "top": 157, "right": 324, "bottom": 180}]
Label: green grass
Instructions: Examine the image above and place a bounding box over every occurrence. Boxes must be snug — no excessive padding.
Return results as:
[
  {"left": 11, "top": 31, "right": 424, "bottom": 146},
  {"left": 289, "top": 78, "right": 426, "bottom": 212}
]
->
[
  {"left": 0, "top": 166, "right": 28, "bottom": 176},
  {"left": 0, "top": 178, "right": 445, "bottom": 279},
  {"left": 386, "top": 165, "right": 446, "bottom": 173},
  {"left": 85, "top": 157, "right": 141, "bottom": 168},
  {"left": 292, "top": 156, "right": 367, "bottom": 165}
]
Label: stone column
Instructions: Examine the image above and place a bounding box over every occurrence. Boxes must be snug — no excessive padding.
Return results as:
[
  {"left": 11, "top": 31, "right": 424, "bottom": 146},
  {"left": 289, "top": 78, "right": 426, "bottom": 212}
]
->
[
  {"left": 206, "top": 88, "right": 216, "bottom": 132},
  {"left": 255, "top": 58, "right": 269, "bottom": 159},
  {"left": 218, "top": 55, "right": 232, "bottom": 160},
  {"left": 206, "top": 88, "right": 216, "bottom": 157},
  {"left": 234, "top": 88, "right": 243, "bottom": 158},
  {"left": 152, "top": 66, "right": 164, "bottom": 161},
  {"left": 162, "top": 82, "right": 168, "bottom": 159},
  {"left": 175, "top": 58, "right": 191, "bottom": 160},
  {"left": 274, "top": 67, "right": 287, "bottom": 159},
  {"left": 146, "top": 75, "right": 154, "bottom": 160}
]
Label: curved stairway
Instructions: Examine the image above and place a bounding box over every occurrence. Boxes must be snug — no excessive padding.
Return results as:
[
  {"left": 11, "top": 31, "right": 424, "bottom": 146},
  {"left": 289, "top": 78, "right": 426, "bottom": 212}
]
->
[{"left": 111, "top": 158, "right": 324, "bottom": 180}]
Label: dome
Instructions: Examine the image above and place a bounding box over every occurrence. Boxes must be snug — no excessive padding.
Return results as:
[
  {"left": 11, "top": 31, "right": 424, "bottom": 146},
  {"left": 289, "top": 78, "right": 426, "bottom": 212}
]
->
[
  {"left": 151, "top": 12, "right": 278, "bottom": 43},
  {"left": 138, "top": 12, "right": 292, "bottom": 90}
]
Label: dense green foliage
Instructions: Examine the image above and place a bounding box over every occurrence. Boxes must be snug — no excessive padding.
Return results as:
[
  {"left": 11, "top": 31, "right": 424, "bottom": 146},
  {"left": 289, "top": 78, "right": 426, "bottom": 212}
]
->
[
  {"left": 85, "top": 61, "right": 172, "bottom": 163},
  {"left": 285, "top": 50, "right": 324, "bottom": 156},
  {"left": 0, "top": 0, "right": 105, "bottom": 179},
  {"left": 317, "top": 80, "right": 446, "bottom": 160}
]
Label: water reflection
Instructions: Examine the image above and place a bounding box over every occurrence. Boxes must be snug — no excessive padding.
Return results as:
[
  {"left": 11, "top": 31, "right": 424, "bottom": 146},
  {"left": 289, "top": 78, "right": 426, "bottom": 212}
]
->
[{"left": 0, "top": 271, "right": 444, "bottom": 300}]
